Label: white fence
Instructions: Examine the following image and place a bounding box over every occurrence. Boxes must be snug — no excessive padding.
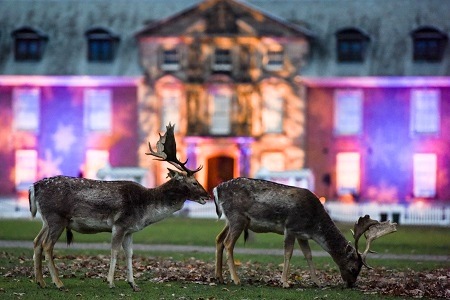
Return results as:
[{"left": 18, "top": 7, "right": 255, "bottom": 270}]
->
[{"left": 179, "top": 201, "right": 450, "bottom": 226}]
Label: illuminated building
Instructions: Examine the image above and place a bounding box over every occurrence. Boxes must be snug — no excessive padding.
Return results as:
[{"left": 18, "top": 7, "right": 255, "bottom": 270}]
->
[{"left": 0, "top": 0, "right": 449, "bottom": 203}]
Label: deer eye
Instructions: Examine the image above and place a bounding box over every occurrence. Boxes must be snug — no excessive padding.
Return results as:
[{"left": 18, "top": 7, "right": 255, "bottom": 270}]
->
[{"left": 192, "top": 182, "right": 198, "bottom": 186}]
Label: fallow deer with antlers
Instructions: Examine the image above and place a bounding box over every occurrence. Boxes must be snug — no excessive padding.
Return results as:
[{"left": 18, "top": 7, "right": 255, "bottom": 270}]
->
[
  {"left": 213, "top": 178, "right": 396, "bottom": 288},
  {"left": 29, "top": 123, "right": 209, "bottom": 291}
]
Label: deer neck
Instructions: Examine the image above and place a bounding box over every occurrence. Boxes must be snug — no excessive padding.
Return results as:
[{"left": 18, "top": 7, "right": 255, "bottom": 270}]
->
[
  {"left": 152, "top": 179, "right": 189, "bottom": 210},
  {"left": 314, "top": 220, "right": 353, "bottom": 264}
]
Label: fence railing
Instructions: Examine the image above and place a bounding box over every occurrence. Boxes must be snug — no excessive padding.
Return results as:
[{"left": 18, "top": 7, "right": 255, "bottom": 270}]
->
[{"left": 179, "top": 200, "right": 450, "bottom": 226}]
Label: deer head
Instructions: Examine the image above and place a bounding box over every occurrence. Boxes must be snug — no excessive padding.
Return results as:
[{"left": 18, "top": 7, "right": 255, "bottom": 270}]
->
[{"left": 146, "top": 123, "right": 208, "bottom": 204}]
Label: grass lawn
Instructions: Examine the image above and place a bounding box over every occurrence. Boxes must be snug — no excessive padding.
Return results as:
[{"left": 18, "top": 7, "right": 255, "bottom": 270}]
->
[
  {"left": 1, "top": 217, "right": 449, "bottom": 299},
  {"left": 1, "top": 217, "right": 449, "bottom": 255}
]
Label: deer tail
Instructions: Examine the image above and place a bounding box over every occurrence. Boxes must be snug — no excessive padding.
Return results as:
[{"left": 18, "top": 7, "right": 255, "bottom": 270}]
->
[
  {"left": 29, "top": 185, "right": 37, "bottom": 218},
  {"left": 213, "top": 187, "right": 222, "bottom": 219},
  {"left": 66, "top": 228, "right": 74, "bottom": 245},
  {"left": 244, "top": 229, "right": 249, "bottom": 244}
]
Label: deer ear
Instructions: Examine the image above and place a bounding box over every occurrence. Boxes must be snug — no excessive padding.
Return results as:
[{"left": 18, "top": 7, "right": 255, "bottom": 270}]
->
[{"left": 167, "top": 168, "right": 183, "bottom": 179}]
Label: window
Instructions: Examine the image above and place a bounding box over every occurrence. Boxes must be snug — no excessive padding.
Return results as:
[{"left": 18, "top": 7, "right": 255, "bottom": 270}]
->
[
  {"left": 13, "top": 88, "right": 40, "bottom": 131},
  {"left": 412, "top": 27, "right": 448, "bottom": 62},
  {"left": 261, "top": 152, "right": 285, "bottom": 171},
  {"left": 15, "top": 150, "right": 38, "bottom": 190},
  {"left": 334, "top": 89, "right": 363, "bottom": 135},
  {"left": 211, "top": 93, "right": 231, "bottom": 135},
  {"left": 266, "top": 49, "right": 284, "bottom": 71},
  {"left": 85, "top": 28, "right": 119, "bottom": 62},
  {"left": 84, "top": 89, "right": 112, "bottom": 132},
  {"left": 336, "top": 152, "right": 360, "bottom": 196},
  {"left": 262, "top": 86, "right": 284, "bottom": 134},
  {"left": 213, "top": 49, "right": 232, "bottom": 72},
  {"left": 12, "top": 27, "right": 48, "bottom": 61},
  {"left": 411, "top": 89, "right": 440, "bottom": 134},
  {"left": 161, "top": 48, "right": 180, "bottom": 71},
  {"left": 336, "top": 28, "right": 369, "bottom": 62},
  {"left": 85, "top": 150, "right": 109, "bottom": 179},
  {"left": 413, "top": 153, "right": 437, "bottom": 198},
  {"left": 161, "top": 93, "right": 180, "bottom": 131}
]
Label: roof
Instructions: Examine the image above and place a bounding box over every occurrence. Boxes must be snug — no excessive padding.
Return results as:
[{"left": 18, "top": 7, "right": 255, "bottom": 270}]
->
[
  {"left": 0, "top": 0, "right": 449, "bottom": 77},
  {"left": 136, "top": 0, "right": 313, "bottom": 38}
]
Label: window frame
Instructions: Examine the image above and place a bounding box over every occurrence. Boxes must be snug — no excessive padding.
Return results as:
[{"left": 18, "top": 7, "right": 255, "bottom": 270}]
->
[
  {"left": 265, "top": 48, "right": 284, "bottom": 71},
  {"left": 336, "top": 152, "right": 361, "bottom": 196},
  {"left": 412, "top": 27, "right": 448, "bottom": 62},
  {"left": 12, "top": 27, "right": 48, "bottom": 61},
  {"left": 410, "top": 88, "right": 440, "bottom": 135},
  {"left": 334, "top": 89, "right": 363, "bottom": 136},
  {"left": 413, "top": 153, "right": 437, "bottom": 198},
  {"left": 15, "top": 149, "right": 38, "bottom": 190},
  {"left": 210, "top": 92, "right": 231, "bottom": 135},
  {"left": 83, "top": 89, "right": 113, "bottom": 133},
  {"left": 85, "top": 149, "right": 109, "bottom": 180},
  {"left": 335, "top": 28, "right": 369, "bottom": 62},
  {"left": 85, "top": 28, "right": 120, "bottom": 62},
  {"left": 13, "top": 87, "right": 40, "bottom": 132},
  {"left": 161, "top": 47, "right": 180, "bottom": 71},
  {"left": 161, "top": 92, "right": 181, "bottom": 132},
  {"left": 212, "top": 48, "right": 232, "bottom": 72}
]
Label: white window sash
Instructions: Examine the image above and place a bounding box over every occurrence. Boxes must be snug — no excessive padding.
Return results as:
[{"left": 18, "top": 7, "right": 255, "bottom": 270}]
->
[
  {"left": 15, "top": 149, "right": 38, "bottom": 189},
  {"left": 211, "top": 94, "right": 231, "bottom": 134},
  {"left": 161, "top": 48, "right": 180, "bottom": 71},
  {"left": 336, "top": 152, "right": 360, "bottom": 195},
  {"left": 13, "top": 88, "right": 40, "bottom": 131},
  {"left": 411, "top": 89, "right": 440, "bottom": 134},
  {"left": 262, "top": 95, "right": 283, "bottom": 133},
  {"left": 85, "top": 150, "right": 109, "bottom": 179},
  {"left": 334, "top": 90, "right": 363, "bottom": 135},
  {"left": 84, "top": 89, "right": 112, "bottom": 132},
  {"left": 161, "top": 95, "right": 180, "bottom": 131},
  {"left": 413, "top": 153, "right": 437, "bottom": 198}
]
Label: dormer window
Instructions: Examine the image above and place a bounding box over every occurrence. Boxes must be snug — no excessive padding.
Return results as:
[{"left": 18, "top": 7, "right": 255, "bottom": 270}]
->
[
  {"left": 85, "top": 28, "right": 120, "bottom": 62},
  {"left": 336, "top": 28, "right": 369, "bottom": 62},
  {"left": 412, "top": 26, "right": 448, "bottom": 62},
  {"left": 265, "top": 49, "right": 284, "bottom": 71},
  {"left": 161, "top": 48, "right": 180, "bottom": 71},
  {"left": 213, "top": 48, "right": 232, "bottom": 72},
  {"left": 12, "top": 27, "right": 48, "bottom": 61}
]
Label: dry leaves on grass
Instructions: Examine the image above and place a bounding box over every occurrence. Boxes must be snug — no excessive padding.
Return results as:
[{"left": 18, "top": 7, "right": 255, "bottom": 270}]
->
[{"left": 1, "top": 252, "right": 449, "bottom": 298}]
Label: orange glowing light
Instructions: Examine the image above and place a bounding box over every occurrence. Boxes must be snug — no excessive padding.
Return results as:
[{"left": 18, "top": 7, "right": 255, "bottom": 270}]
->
[{"left": 319, "top": 196, "right": 326, "bottom": 204}]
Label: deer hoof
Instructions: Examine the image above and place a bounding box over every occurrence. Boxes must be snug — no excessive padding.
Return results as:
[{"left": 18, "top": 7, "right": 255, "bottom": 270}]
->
[
  {"left": 36, "top": 281, "right": 46, "bottom": 289},
  {"left": 109, "top": 282, "right": 115, "bottom": 289},
  {"left": 130, "top": 282, "right": 140, "bottom": 292},
  {"left": 282, "top": 281, "right": 291, "bottom": 288},
  {"left": 215, "top": 276, "right": 224, "bottom": 284}
]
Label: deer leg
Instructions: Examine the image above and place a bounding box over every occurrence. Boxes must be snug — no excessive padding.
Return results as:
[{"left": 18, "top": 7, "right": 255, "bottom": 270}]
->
[
  {"left": 281, "top": 232, "right": 295, "bottom": 288},
  {"left": 108, "top": 226, "right": 125, "bottom": 289},
  {"left": 33, "top": 225, "right": 48, "bottom": 288},
  {"left": 298, "top": 239, "right": 321, "bottom": 287},
  {"left": 223, "top": 225, "right": 243, "bottom": 285},
  {"left": 42, "top": 223, "right": 65, "bottom": 289},
  {"left": 215, "top": 224, "right": 229, "bottom": 283},
  {"left": 122, "top": 233, "right": 139, "bottom": 292}
]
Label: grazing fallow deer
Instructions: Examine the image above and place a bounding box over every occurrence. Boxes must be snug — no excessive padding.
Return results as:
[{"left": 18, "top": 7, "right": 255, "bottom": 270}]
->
[
  {"left": 213, "top": 178, "right": 396, "bottom": 288},
  {"left": 29, "top": 123, "right": 209, "bottom": 291}
]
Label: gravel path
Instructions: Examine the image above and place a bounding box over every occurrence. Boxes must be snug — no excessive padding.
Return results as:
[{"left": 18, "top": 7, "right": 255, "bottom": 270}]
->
[{"left": 1, "top": 240, "right": 449, "bottom": 262}]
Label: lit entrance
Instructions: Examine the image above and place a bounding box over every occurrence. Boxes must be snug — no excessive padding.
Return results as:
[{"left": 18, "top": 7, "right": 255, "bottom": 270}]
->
[{"left": 207, "top": 156, "right": 234, "bottom": 194}]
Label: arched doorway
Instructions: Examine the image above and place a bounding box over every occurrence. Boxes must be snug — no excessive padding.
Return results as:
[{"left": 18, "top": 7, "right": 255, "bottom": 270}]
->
[{"left": 207, "top": 156, "right": 234, "bottom": 194}]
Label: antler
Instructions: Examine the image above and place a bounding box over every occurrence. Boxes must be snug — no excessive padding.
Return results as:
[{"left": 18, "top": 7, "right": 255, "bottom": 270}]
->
[
  {"left": 352, "top": 215, "right": 379, "bottom": 253},
  {"left": 146, "top": 123, "right": 203, "bottom": 176},
  {"left": 360, "top": 220, "right": 397, "bottom": 268},
  {"left": 352, "top": 215, "right": 397, "bottom": 269}
]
